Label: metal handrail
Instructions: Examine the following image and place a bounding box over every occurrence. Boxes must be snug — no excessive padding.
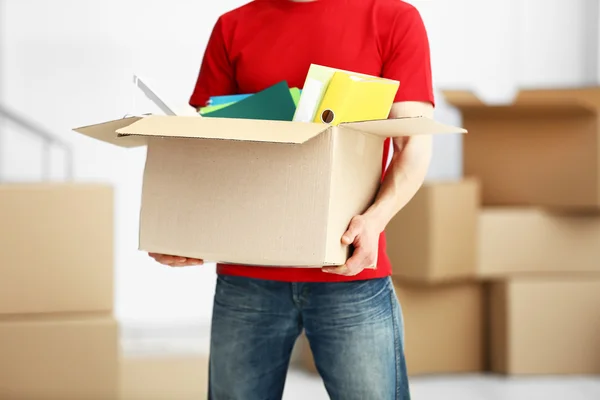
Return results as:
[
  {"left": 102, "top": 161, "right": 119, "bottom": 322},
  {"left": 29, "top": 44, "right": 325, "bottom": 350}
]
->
[{"left": 0, "top": 103, "right": 73, "bottom": 180}]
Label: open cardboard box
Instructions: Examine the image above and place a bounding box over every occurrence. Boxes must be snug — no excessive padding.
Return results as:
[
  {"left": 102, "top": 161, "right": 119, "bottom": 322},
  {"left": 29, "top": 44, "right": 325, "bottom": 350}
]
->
[
  {"left": 443, "top": 87, "right": 600, "bottom": 208},
  {"left": 74, "top": 110, "right": 466, "bottom": 267}
]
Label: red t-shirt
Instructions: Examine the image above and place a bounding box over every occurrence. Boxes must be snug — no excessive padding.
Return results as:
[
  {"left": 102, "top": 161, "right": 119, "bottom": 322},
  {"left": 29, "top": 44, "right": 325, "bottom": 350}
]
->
[{"left": 189, "top": 0, "right": 434, "bottom": 283}]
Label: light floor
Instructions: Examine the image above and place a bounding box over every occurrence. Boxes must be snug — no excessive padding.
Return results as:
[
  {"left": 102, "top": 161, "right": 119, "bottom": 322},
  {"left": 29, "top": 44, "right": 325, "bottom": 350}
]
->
[
  {"left": 283, "top": 369, "right": 600, "bottom": 400},
  {"left": 121, "top": 322, "right": 600, "bottom": 400}
]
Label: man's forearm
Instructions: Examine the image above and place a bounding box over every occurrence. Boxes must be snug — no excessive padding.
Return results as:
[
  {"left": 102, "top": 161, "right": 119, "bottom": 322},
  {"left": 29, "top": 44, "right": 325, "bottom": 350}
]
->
[{"left": 363, "top": 101, "right": 434, "bottom": 232}]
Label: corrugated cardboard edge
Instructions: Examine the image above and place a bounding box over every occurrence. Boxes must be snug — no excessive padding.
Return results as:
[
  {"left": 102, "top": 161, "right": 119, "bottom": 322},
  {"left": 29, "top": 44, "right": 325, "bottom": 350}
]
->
[
  {"left": 74, "top": 115, "right": 466, "bottom": 148},
  {"left": 117, "top": 115, "right": 331, "bottom": 144},
  {"left": 136, "top": 245, "right": 341, "bottom": 267},
  {"left": 73, "top": 116, "right": 146, "bottom": 147},
  {"left": 341, "top": 116, "right": 467, "bottom": 138}
]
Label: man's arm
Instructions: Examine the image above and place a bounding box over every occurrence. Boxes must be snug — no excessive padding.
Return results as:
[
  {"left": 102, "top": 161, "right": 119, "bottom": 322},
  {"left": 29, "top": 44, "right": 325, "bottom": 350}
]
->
[
  {"left": 323, "top": 101, "right": 433, "bottom": 276},
  {"left": 363, "top": 101, "right": 433, "bottom": 232}
]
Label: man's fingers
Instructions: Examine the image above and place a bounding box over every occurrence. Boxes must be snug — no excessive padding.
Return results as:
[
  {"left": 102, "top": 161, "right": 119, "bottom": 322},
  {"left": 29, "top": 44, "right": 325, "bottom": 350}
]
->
[
  {"left": 171, "top": 261, "right": 193, "bottom": 267},
  {"left": 341, "top": 234, "right": 354, "bottom": 246},
  {"left": 172, "top": 260, "right": 204, "bottom": 267},
  {"left": 323, "top": 245, "right": 376, "bottom": 276},
  {"left": 149, "top": 253, "right": 180, "bottom": 263},
  {"left": 341, "top": 217, "right": 364, "bottom": 245},
  {"left": 148, "top": 253, "right": 204, "bottom": 267},
  {"left": 344, "top": 256, "right": 362, "bottom": 273},
  {"left": 345, "top": 248, "right": 370, "bottom": 272},
  {"left": 323, "top": 251, "right": 365, "bottom": 276},
  {"left": 160, "top": 256, "right": 185, "bottom": 265},
  {"left": 322, "top": 264, "right": 361, "bottom": 276},
  {"left": 323, "top": 265, "right": 352, "bottom": 276},
  {"left": 164, "top": 258, "right": 203, "bottom": 267}
]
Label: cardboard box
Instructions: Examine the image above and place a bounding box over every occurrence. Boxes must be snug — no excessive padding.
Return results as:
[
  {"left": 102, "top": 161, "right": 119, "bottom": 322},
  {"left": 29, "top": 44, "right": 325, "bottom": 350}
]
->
[
  {"left": 385, "top": 179, "right": 480, "bottom": 282},
  {"left": 0, "top": 313, "right": 119, "bottom": 399},
  {"left": 297, "top": 332, "right": 318, "bottom": 374},
  {"left": 395, "top": 279, "right": 484, "bottom": 376},
  {"left": 0, "top": 184, "right": 114, "bottom": 315},
  {"left": 443, "top": 88, "right": 600, "bottom": 208},
  {"left": 489, "top": 277, "right": 600, "bottom": 375},
  {"left": 74, "top": 115, "right": 466, "bottom": 266},
  {"left": 479, "top": 208, "right": 600, "bottom": 277},
  {"left": 299, "top": 279, "right": 484, "bottom": 376},
  {"left": 120, "top": 355, "right": 209, "bottom": 400}
]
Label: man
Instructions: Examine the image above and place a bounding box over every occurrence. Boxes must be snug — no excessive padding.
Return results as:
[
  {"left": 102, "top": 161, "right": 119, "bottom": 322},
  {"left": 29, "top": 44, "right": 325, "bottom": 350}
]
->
[{"left": 150, "top": 0, "right": 434, "bottom": 398}]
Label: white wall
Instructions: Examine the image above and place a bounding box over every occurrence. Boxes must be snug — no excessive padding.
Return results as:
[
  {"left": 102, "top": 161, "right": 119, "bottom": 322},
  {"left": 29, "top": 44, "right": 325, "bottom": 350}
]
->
[
  {"left": 1, "top": 0, "right": 598, "bottom": 326},
  {"left": 516, "top": 0, "right": 599, "bottom": 89},
  {"left": 0, "top": 0, "right": 248, "bottom": 326}
]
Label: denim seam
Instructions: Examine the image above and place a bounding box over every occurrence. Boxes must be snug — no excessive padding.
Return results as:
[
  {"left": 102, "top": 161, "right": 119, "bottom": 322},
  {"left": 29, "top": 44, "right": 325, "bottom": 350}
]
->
[{"left": 390, "top": 289, "right": 401, "bottom": 400}]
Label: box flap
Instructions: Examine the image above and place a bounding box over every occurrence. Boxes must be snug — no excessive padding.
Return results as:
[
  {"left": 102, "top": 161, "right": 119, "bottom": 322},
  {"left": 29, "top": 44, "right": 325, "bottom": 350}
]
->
[
  {"left": 441, "top": 90, "right": 484, "bottom": 108},
  {"left": 341, "top": 116, "right": 467, "bottom": 137},
  {"left": 73, "top": 117, "right": 147, "bottom": 147},
  {"left": 116, "top": 115, "right": 329, "bottom": 144},
  {"left": 443, "top": 88, "right": 600, "bottom": 116},
  {"left": 516, "top": 88, "right": 600, "bottom": 110}
]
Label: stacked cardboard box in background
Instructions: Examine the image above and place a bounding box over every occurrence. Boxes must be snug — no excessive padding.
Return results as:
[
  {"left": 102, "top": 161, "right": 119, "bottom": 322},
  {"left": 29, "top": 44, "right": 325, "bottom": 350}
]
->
[
  {"left": 386, "top": 179, "right": 484, "bottom": 376},
  {"left": 0, "top": 183, "right": 119, "bottom": 399},
  {"left": 120, "top": 355, "right": 209, "bottom": 400},
  {"left": 445, "top": 87, "right": 600, "bottom": 376}
]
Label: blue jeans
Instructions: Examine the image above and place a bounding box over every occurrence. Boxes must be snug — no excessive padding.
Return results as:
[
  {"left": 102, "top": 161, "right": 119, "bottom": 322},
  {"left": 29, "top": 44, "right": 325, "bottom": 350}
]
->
[{"left": 209, "top": 274, "right": 410, "bottom": 400}]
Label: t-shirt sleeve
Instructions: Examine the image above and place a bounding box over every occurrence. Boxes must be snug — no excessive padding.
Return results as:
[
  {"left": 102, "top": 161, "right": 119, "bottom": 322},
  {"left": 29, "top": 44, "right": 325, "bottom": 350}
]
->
[
  {"left": 189, "top": 17, "right": 237, "bottom": 108},
  {"left": 381, "top": 6, "right": 435, "bottom": 106}
]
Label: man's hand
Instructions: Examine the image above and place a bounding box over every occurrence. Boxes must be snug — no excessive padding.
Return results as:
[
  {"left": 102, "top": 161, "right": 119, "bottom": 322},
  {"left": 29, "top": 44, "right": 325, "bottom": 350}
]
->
[
  {"left": 148, "top": 253, "right": 204, "bottom": 267},
  {"left": 321, "top": 102, "right": 433, "bottom": 277},
  {"left": 322, "top": 215, "right": 380, "bottom": 276}
]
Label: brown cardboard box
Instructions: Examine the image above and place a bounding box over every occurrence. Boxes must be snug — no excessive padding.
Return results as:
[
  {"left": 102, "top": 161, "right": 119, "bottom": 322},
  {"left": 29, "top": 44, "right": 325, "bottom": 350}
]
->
[
  {"left": 73, "top": 115, "right": 465, "bottom": 267},
  {"left": 489, "top": 277, "right": 600, "bottom": 375},
  {"left": 395, "top": 279, "right": 484, "bottom": 376},
  {"left": 297, "top": 333, "right": 318, "bottom": 374},
  {"left": 299, "top": 279, "right": 484, "bottom": 376},
  {"left": 443, "top": 88, "right": 600, "bottom": 208},
  {"left": 0, "top": 184, "right": 114, "bottom": 315},
  {"left": 479, "top": 208, "right": 600, "bottom": 277},
  {"left": 385, "top": 179, "right": 480, "bottom": 282},
  {"left": 0, "top": 313, "right": 119, "bottom": 400},
  {"left": 120, "top": 355, "right": 209, "bottom": 400}
]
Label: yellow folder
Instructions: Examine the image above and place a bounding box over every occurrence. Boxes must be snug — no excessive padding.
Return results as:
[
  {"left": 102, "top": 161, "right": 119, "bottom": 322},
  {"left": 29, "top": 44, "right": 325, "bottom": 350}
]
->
[{"left": 313, "top": 71, "right": 399, "bottom": 125}]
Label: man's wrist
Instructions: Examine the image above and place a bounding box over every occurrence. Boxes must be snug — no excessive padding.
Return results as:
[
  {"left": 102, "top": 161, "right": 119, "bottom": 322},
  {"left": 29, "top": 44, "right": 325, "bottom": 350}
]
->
[{"left": 362, "top": 203, "right": 391, "bottom": 234}]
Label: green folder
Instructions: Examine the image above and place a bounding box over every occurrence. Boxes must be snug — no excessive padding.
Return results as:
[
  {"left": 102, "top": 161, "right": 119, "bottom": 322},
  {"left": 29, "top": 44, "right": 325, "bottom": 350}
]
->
[
  {"left": 290, "top": 88, "right": 301, "bottom": 107},
  {"left": 200, "top": 87, "right": 302, "bottom": 115},
  {"left": 199, "top": 102, "right": 236, "bottom": 115},
  {"left": 202, "top": 81, "right": 297, "bottom": 121}
]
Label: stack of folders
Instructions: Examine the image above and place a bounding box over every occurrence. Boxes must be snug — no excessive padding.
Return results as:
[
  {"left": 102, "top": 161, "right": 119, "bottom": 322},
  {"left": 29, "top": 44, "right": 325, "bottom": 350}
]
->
[
  {"left": 199, "top": 84, "right": 302, "bottom": 120},
  {"left": 199, "top": 64, "right": 400, "bottom": 125}
]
